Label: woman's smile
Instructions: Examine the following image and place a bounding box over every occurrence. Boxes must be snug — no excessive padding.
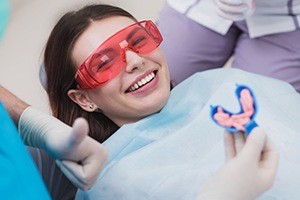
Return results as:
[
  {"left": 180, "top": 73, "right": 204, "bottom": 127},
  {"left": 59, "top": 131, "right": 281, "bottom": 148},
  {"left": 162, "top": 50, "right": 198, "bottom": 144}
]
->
[{"left": 126, "top": 70, "right": 158, "bottom": 93}]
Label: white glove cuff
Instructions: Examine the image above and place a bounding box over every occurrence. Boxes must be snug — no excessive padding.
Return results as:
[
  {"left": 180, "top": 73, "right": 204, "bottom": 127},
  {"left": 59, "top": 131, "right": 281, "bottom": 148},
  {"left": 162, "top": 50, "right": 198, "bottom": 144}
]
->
[{"left": 18, "top": 106, "right": 71, "bottom": 150}]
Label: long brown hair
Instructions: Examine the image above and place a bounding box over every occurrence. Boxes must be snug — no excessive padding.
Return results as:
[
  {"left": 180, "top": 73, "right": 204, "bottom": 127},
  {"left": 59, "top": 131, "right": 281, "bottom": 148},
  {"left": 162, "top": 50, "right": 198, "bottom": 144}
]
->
[{"left": 44, "top": 4, "right": 137, "bottom": 142}]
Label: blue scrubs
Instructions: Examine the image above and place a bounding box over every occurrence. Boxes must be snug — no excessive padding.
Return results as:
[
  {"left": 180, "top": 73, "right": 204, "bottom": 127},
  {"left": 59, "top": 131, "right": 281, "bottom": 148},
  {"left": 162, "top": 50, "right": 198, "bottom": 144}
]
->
[
  {"left": 0, "top": 0, "right": 9, "bottom": 40},
  {"left": 0, "top": 102, "right": 50, "bottom": 199}
]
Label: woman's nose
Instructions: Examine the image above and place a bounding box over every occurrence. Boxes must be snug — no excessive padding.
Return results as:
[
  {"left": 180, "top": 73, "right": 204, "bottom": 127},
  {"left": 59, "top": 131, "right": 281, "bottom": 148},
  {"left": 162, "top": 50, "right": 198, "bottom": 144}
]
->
[{"left": 124, "top": 50, "right": 145, "bottom": 72}]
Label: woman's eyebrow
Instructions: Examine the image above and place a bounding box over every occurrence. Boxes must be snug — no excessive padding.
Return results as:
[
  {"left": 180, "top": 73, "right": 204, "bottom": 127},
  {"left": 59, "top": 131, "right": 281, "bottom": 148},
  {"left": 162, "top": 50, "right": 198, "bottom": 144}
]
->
[
  {"left": 96, "top": 47, "right": 114, "bottom": 56},
  {"left": 126, "top": 27, "right": 143, "bottom": 41}
]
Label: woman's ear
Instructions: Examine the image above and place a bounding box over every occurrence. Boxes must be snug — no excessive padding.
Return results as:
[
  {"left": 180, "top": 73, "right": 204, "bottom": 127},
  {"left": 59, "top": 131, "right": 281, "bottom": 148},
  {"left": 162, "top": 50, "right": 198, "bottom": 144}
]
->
[{"left": 67, "top": 89, "right": 98, "bottom": 112}]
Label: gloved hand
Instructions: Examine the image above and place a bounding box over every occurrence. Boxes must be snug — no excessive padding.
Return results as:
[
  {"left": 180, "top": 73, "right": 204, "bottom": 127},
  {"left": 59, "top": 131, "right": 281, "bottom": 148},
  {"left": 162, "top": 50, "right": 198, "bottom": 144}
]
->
[
  {"left": 214, "top": 0, "right": 255, "bottom": 21},
  {"left": 19, "top": 106, "right": 107, "bottom": 190},
  {"left": 198, "top": 127, "right": 279, "bottom": 200}
]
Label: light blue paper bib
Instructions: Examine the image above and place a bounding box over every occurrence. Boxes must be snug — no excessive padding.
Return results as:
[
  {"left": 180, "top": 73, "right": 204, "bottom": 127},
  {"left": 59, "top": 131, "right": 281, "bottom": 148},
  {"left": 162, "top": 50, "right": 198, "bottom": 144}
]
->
[{"left": 77, "top": 68, "right": 300, "bottom": 200}]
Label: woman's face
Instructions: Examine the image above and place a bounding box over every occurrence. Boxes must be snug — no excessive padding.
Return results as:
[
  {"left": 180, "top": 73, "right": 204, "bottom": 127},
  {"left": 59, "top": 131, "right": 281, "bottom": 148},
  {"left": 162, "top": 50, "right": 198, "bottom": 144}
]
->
[{"left": 71, "top": 16, "right": 170, "bottom": 126}]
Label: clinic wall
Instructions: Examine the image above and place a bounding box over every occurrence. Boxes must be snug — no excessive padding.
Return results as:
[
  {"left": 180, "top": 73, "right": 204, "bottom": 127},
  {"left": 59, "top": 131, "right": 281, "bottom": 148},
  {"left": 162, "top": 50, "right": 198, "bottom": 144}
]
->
[{"left": 0, "top": 0, "right": 165, "bottom": 113}]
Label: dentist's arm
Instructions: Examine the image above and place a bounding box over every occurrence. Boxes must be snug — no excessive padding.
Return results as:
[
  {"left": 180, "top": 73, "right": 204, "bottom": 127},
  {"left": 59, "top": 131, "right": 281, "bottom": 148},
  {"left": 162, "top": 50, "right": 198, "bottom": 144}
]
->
[
  {"left": 0, "top": 85, "right": 28, "bottom": 124},
  {"left": 198, "top": 127, "right": 279, "bottom": 200}
]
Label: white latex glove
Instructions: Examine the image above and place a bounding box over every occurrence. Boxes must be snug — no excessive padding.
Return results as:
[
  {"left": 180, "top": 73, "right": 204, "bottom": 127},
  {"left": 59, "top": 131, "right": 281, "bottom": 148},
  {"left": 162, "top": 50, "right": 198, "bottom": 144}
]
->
[
  {"left": 19, "top": 107, "right": 107, "bottom": 190},
  {"left": 214, "top": 0, "right": 255, "bottom": 21},
  {"left": 198, "top": 127, "right": 279, "bottom": 200}
]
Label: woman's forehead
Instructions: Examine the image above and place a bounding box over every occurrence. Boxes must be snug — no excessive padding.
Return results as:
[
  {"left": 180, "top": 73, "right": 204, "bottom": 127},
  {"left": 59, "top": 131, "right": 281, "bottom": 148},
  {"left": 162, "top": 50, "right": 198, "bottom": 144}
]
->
[
  {"left": 85, "top": 16, "right": 136, "bottom": 44},
  {"left": 72, "top": 16, "right": 136, "bottom": 67}
]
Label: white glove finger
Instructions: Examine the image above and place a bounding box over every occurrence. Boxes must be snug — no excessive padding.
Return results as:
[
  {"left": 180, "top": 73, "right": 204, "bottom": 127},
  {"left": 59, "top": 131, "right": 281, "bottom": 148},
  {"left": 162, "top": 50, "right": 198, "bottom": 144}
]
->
[
  {"left": 216, "top": 0, "right": 248, "bottom": 13},
  {"left": 69, "top": 118, "right": 89, "bottom": 146},
  {"left": 260, "top": 136, "right": 279, "bottom": 171},
  {"left": 79, "top": 147, "right": 107, "bottom": 185},
  {"left": 56, "top": 160, "right": 88, "bottom": 190},
  {"left": 233, "top": 131, "right": 246, "bottom": 154},
  {"left": 224, "top": 131, "right": 236, "bottom": 161},
  {"left": 65, "top": 160, "right": 101, "bottom": 189},
  {"left": 216, "top": 9, "right": 246, "bottom": 21},
  {"left": 219, "top": 0, "right": 244, "bottom": 6},
  {"left": 242, "top": 128, "right": 279, "bottom": 190},
  {"left": 259, "top": 139, "right": 279, "bottom": 190},
  {"left": 57, "top": 145, "right": 107, "bottom": 190},
  {"left": 240, "top": 127, "right": 266, "bottom": 161}
]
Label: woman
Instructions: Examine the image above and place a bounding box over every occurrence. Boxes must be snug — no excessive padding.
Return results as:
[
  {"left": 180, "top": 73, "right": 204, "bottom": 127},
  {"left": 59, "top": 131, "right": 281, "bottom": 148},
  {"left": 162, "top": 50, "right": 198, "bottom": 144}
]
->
[
  {"left": 44, "top": 5, "right": 170, "bottom": 143},
  {"left": 35, "top": 4, "right": 283, "bottom": 199}
]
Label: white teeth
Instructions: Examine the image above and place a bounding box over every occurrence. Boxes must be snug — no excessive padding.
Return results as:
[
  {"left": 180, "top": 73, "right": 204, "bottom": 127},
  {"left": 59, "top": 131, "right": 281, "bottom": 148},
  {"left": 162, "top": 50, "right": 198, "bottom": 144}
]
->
[{"left": 128, "top": 72, "right": 155, "bottom": 92}]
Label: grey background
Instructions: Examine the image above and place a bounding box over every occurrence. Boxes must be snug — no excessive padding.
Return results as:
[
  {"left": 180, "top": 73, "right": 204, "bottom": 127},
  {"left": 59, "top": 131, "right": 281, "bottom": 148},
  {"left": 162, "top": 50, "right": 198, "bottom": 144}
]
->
[{"left": 0, "top": 0, "right": 166, "bottom": 113}]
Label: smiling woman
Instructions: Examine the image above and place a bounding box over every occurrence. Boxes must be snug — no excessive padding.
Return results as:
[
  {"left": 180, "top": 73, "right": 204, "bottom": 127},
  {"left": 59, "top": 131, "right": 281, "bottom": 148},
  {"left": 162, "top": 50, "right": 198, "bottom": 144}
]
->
[
  {"left": 36, "top": 3, "right": 292, "bottom": 200},
  {"left": 68, "top": 16, "right": 170, "bottom": 127},
  {"left": 44, "top": 5, "right": 170, "bottom": 142}
]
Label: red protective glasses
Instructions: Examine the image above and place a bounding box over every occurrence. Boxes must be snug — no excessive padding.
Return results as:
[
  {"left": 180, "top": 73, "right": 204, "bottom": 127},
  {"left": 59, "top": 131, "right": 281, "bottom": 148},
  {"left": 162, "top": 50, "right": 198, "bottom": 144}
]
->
[{"left": 75, "top": 20, "right": 163, "bottom": 89}]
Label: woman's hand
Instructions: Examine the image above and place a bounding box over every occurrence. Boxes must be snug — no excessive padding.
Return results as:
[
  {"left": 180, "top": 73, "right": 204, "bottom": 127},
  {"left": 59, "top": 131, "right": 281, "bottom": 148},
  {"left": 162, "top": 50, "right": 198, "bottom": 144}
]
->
[{"left": 198, "top": 127, "right": 279, "bottom": 200}]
